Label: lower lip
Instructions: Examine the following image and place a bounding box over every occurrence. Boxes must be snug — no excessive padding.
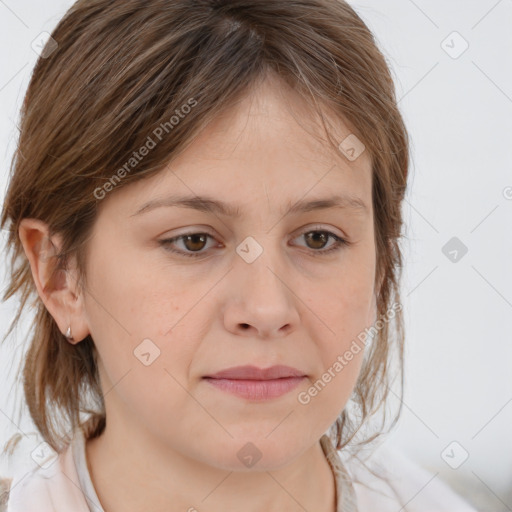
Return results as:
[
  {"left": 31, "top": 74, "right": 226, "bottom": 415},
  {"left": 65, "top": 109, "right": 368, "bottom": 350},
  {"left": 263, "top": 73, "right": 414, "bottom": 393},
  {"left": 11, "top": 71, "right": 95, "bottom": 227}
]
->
[{"left": 203, "top": 376, "right": 306, "bottom": 400}]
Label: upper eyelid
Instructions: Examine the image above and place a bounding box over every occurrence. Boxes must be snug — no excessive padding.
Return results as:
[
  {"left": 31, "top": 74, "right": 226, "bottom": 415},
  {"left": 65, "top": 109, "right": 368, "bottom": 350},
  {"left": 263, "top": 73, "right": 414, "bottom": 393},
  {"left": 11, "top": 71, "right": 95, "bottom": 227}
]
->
[
  {"left": 162, "top": 226, "right": 347, "bottom": 248},
  {"left": 159, "top": 227, "right": 349, "bottom": 260},
  {"left": 163, "top": 225, "right": 345, "bottom": 242}
]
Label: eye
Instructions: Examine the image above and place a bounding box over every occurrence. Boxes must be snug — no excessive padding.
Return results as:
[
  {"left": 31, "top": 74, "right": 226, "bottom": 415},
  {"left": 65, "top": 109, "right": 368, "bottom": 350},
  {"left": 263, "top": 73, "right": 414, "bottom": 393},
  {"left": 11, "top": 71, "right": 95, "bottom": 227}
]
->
[
  {"left": 159, "top": 227, "right": 351, "bottom": 259},
  {"left": 159, "top": 232, "right": 219, "bottom": 258},
  {"left": 292, "top": 228, "right": 350, "bottom": 255}
]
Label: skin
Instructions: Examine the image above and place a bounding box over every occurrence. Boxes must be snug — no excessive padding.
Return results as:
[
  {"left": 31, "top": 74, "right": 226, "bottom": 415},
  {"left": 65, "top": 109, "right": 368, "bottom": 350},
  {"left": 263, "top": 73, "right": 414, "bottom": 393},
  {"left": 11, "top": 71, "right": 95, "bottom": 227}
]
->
[{"left": 19, "top": 73, "right": 377, "bottom": 512}]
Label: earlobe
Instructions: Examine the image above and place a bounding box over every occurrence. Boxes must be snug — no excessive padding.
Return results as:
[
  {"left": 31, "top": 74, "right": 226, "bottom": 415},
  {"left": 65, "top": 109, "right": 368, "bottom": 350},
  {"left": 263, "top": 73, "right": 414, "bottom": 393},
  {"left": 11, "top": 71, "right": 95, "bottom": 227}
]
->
[
  {"left": 18, "top": 218, "right": 89, "bottom": 344},
  {"left": 65, "top": 325, "right": 76, "bottom": 343}
]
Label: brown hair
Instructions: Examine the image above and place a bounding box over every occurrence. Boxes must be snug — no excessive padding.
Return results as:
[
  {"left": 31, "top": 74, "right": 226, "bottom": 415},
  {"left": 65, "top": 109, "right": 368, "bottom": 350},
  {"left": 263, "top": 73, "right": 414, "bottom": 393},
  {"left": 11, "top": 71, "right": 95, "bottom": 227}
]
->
[{"left": 1, "top": 0, "right": 408, "bottom": 455}]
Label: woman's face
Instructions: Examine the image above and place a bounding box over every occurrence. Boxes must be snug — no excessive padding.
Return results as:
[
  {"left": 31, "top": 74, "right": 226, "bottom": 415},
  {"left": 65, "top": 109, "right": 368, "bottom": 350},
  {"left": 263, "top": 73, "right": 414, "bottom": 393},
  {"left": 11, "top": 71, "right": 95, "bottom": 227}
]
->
[{"left": 80, "top": 77, "right": 377, "bottom": 470}]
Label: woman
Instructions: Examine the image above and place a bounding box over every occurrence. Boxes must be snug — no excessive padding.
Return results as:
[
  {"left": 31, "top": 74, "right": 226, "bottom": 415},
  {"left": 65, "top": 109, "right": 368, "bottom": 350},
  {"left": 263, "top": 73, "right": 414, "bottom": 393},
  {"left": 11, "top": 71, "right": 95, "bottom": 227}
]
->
[{"left": 0, "top": 1, "right": 476, "bottom": 510}]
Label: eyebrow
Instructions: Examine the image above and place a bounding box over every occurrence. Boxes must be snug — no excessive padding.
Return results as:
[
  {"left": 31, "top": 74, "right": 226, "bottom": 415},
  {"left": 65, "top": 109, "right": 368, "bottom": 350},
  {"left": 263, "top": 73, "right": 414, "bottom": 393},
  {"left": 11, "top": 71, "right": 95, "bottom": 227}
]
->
[{"left": 130, "top": 193, "right": 369, "bottom": 218}]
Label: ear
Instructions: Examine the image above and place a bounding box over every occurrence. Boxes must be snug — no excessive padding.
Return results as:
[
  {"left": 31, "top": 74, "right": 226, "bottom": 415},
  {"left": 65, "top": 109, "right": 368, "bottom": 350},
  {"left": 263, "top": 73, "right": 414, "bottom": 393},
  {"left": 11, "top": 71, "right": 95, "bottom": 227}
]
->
[{"left": 18, "top": 218, "right": 90, "bottom": 344}]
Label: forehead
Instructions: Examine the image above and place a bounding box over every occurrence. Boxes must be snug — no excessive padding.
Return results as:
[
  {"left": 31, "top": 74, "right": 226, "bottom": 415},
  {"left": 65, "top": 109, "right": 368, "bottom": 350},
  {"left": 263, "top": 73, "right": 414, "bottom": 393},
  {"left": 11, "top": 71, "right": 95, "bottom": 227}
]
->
[
  {"left": 187, "top": 74, "right": 371, "bottom": 171},
  {"left": 102, "top": 75, "right": 373, "bottom": 218}
]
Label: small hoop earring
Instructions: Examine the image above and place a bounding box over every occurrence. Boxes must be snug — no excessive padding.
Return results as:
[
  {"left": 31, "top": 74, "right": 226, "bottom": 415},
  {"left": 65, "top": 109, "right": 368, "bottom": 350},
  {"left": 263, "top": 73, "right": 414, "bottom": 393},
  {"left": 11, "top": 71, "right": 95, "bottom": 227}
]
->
[{"left": 65, "top": 326, "right": 74, "bottom": 342}]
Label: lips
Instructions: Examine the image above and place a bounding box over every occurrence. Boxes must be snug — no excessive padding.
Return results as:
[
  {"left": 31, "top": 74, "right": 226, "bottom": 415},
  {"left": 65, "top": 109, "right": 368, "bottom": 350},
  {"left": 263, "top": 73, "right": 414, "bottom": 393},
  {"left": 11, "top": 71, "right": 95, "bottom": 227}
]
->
[
  {"left": 202, "top": 365, "right": 307, "bottom": 400},
  {"left": 204, "top": 365, "right": 306, "bottom": 380}
]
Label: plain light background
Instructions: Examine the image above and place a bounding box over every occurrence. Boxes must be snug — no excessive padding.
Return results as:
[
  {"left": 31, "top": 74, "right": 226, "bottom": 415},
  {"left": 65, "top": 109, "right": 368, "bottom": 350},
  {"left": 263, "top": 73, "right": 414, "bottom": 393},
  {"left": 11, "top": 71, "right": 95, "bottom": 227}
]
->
[{"left": 0, "top": 1, "right": 511, "bottom": 510}]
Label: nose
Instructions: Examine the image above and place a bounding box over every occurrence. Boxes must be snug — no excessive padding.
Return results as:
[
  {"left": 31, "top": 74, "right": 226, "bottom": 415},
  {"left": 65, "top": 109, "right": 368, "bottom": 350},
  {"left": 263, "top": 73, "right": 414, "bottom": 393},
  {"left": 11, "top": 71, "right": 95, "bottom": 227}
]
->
[{"left": 222, "top": 241, "right": 301, "bottom": 339}]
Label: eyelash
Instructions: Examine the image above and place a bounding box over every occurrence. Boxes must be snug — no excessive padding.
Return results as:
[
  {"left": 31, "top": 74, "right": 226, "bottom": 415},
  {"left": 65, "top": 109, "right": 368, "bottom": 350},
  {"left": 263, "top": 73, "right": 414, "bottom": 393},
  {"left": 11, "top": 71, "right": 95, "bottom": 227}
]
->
[{"left": 158, "top": 227, "right": 350, "bottom": 259}]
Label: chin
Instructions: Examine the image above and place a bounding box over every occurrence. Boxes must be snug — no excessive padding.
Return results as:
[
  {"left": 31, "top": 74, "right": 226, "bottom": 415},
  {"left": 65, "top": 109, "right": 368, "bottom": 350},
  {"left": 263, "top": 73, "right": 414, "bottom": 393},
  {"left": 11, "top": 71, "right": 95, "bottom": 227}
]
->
[{"left": 201, "top": 434, "right": 309, "bottom": 472}]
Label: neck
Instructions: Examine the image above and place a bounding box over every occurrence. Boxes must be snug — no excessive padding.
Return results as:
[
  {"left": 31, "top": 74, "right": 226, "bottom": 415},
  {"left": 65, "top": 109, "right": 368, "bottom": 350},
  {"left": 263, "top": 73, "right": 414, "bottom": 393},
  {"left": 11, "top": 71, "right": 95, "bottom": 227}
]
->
[{"left": 85, "top": 420, "right": 337, "bottom": 512}]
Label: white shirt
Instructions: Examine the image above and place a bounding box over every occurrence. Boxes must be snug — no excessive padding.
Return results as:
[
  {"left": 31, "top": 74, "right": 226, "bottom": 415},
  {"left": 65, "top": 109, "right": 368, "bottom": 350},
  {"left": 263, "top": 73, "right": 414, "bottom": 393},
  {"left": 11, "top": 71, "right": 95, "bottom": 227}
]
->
[{"left": 2, "top": 426, "right": 477, "bottom": 512}]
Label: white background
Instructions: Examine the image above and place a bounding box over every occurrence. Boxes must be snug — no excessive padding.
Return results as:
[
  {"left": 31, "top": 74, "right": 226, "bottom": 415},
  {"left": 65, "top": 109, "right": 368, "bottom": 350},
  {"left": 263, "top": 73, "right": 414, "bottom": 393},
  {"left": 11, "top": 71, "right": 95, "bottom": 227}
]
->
[{"left": 1, "top": 1, "right": 511, "bottom": 510}]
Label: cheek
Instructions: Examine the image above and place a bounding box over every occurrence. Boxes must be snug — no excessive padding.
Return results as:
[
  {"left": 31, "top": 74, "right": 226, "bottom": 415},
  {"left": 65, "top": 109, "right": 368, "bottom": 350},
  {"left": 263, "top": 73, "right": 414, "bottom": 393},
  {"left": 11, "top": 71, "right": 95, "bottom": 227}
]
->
[
  {"left": 83, "top": 248, "right": 205, "bottom": 406},
  {"left": 86, "top": 282, "right": 202, "bottom": 437},
  {"left": 294, "top": 341, "right": 364, "bottom": 439},
  {"left": 309, "top": 257, "right": 375, "bottom": 351},
  {"left": 301, "top": 254, "right": 374, "bottom": 409}
]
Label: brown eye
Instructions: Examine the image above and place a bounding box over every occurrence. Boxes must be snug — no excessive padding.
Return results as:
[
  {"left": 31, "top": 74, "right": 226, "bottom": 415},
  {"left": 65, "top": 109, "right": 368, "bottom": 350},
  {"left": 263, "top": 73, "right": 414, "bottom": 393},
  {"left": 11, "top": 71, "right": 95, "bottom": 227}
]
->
[
  {"left": 159, "top": 232, "right": 217, "bottom": 258},
  {"left": 181, "top": 234, "right": 208, "bottom": 252},
  {"left": 293, "top": 228, "right": 350, "bottom": 255},
  {"left": 160, "top": 228, "right": 349, "bottom": 259},
  {"left": 304, "top": 231, "right": 330, "bottom": 250}
]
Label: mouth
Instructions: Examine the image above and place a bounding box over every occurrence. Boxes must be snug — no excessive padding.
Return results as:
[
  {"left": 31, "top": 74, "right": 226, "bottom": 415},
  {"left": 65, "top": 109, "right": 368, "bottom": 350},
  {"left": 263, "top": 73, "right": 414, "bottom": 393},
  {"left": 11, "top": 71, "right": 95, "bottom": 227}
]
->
[{"left": 202, "top": 365, "right": 307, "bottom": 401}]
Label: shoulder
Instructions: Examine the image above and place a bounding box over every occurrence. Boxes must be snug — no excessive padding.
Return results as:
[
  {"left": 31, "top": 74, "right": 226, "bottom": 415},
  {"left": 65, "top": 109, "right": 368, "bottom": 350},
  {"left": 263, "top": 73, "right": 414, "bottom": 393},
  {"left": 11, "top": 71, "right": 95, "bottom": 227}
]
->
[
  {"left": 3, "top": 438, "right": 89, "bottom": 512},
  {"left": 342, "top": 442, "right": 478, "bottom": 512}
]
